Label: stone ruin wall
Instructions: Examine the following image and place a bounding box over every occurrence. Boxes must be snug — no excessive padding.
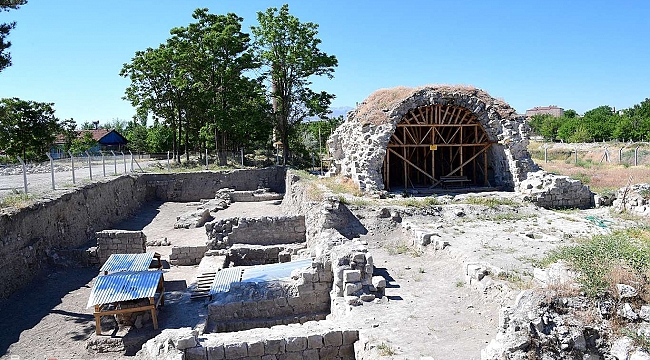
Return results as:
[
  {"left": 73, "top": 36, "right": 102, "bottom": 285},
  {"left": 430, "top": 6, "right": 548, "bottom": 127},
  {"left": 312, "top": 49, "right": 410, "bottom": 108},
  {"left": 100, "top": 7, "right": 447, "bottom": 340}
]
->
[
  {"left": 96, "top": 230, "right": 147, "bottom": 265},
  {"left": 0, "top": 167, "right": 287, "bottom": 299},
  {"left": 207, "top": 260, "right": 333, "bottom": 333},
  {"left": 327, "top": 86, "right": 594, "bottom": 209},
  {"left": 612, "top": 183, "right": 650, "bottom": 217},
  {"left": 139, "top": 322, "right": 359, "bottom": 360},
  {"left": 205, "top": 215, "right": 306, "bottom": 250}
]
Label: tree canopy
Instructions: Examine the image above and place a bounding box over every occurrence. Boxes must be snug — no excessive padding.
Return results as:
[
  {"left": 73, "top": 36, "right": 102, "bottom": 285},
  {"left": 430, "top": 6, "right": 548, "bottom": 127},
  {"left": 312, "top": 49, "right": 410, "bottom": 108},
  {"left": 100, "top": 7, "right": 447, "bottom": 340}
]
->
[
  {"left": 252, "top": 4, "right": 338, "bottom": 164},
  {"left": 528, "top": 100, "right": 650, "bottom": 143},
  {"left": 0, "top": 0, "right": 27, "bottom": 73},
  {"left": 0, "top": 97, "right": 60, "bottom": 160}
]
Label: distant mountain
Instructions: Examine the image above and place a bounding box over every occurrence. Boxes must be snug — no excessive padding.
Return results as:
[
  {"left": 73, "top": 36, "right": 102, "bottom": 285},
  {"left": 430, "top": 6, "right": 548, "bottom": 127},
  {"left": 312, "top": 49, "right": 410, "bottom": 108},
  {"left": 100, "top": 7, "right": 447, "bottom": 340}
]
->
[{"left": 305, "top": 106, "right": 354, "bottom": 122}]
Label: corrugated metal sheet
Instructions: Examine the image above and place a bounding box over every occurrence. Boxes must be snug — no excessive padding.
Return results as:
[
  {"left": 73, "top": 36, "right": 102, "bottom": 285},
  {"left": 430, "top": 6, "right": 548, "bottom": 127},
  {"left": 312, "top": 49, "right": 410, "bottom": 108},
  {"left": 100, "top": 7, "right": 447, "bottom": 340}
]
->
[
  {"left": 100, "top": 253, "right": 156, "bottom": 274},
  {"left": 241, "top": 258, "right": 312, "bottom": 284},
  {"left": 87, "top": 271, "right": 162, "bottom": 308},
  {"left": 210, "top": 267, "right": 243, "bottom": 295}
]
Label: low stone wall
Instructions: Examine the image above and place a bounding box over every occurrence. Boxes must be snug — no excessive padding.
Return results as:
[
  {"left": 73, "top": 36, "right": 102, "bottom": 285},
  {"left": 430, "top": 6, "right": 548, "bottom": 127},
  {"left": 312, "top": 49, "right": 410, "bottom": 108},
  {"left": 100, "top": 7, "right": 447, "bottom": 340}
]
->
[
  {"left": 518, "top": 170, "right": 594, "bottom": 209},
  {"left": 138, "top": 322, "right": 359, "bottom": 360},
  {"left": 229, "top": 189, "right": 284, "bottom": 202},
  {"left": 96, "top": 230, "right": 147, "bottom": 265},
  {"left": 169, "top": 245, "right": 208, "bottom": 266},
  {"left": 208, "top": 260, "right": 332, "bottom": 333},
  {"left": 206, "top": 216, "right": 306, "bottom": 249},
  {"left": 143, "top": 167, "right": 286, "bottom": 202},
  {"left": 226, "top": 244, "right": 306, "bottom": 266}
]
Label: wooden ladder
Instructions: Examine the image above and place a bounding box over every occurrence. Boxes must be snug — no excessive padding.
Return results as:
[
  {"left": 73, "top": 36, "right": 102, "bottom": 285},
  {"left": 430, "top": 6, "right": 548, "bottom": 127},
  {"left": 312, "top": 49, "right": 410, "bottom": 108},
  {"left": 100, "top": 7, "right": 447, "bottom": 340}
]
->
[{"left": 190, "top": 272, "right": 216, "bottom": 300}]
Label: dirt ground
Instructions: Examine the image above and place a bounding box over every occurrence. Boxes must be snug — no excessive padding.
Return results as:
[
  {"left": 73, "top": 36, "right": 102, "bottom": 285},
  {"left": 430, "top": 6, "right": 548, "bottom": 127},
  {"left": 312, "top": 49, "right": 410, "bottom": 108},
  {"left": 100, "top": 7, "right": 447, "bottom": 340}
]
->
[{"left": 0, "top": 196, "right": 639, "bottom": 360}]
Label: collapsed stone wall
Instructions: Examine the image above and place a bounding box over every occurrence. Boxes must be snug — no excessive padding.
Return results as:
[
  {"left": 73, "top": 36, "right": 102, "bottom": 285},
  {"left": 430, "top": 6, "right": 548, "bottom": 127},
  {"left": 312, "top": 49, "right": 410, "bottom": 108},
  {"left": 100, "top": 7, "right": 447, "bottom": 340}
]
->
[
  {"left": 612, "top": 183, "right": 650, "bottom": 216},
  {"left": 207, "top": 260, "right": 332, "bottom": 333},
  {"left": 138, "top": 322, "right": 359, "bottom": 360},
  {"left": 518, "top": 170, "right": 594, "bottom": 209},
  {"left": 225, "top": 244, "right": 306, "bottom": 266},
  {"left": 96, "top": 230, "right": 147, "bottom": 264},
  {"left": 205, "top": 216, "right": 306, "bottom": 250}
]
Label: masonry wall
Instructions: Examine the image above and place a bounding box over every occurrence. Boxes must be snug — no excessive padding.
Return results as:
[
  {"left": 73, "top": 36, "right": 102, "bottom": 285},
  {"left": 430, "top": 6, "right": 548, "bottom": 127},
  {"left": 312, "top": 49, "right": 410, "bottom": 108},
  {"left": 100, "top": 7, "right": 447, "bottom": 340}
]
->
[
  {"left": 96, "top": 230, "right": 147, "bottom": 264},
  {"left": 0, "top": 176, "right": 148, "bottom": 298},
  {"left": 207, "top": 261, "right": 332, "bottom": 333},
  {"left": 139, "top": 321, "right": 359, "bottom": 360},
  {"left": 169, "top": 245, "right": 208, "bottom": 266},
  {"left": 206, "top": 216, "right": 306, "bottom": 249},
  {"left": 0, "top": 167, "right": 287, "bottom": 299},
  {"left": 143, "top": 167, "right": 286, "bottom": 202}
]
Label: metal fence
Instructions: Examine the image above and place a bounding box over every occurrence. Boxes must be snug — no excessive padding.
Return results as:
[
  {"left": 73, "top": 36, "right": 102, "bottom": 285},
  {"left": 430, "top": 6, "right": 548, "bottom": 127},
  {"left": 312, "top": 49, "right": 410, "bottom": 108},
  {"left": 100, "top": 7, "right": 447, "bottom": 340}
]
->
[
  {"left": 529, "top": 142, "right": 650, "bottom": 166},
  {"left": 0, "top": 151, "right": 151, "bottom": 198}
]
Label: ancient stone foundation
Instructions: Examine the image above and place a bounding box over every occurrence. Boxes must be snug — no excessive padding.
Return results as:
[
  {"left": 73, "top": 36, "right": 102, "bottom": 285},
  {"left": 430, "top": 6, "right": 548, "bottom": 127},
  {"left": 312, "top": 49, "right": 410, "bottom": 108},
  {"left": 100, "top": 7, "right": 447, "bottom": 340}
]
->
[
  {"left": 206, "top": 216, "right": 306, "bottom": 250},
  {"left": 138, "top": 322, "right": 359, "bottom": 360},
  {"left": 95, "top": 230, "right": 147, "bottom": 265},
  {"left": 169, "top": 245, "right": 208, "bottom": 266},
  {"left": 518, "top": 170, "right": 594, "bottom": 209},
  {"left": 207, "top": 260, "right": 332, "bottom": 333}
]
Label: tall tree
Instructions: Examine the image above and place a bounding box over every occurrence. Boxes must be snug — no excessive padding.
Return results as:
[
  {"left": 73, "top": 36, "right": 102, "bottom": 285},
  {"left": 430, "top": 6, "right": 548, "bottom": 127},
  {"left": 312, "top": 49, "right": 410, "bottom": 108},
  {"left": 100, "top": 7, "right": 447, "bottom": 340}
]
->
[
  {"left": 0, "top": 0, "right": 26, "bottom": 73},
  {"left": 0, "top": 97, "right": 60, "bottom": 160},
  {"left": 252, "top": 4, "right": 338, "bottom": 164}
]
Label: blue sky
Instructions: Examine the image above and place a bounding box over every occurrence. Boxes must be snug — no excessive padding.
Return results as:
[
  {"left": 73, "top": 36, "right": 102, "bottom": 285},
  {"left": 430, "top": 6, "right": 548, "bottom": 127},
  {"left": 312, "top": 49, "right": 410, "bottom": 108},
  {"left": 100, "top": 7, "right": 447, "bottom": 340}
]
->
[{"left": 0, "top": 0, "right": 649, "bottom": 124}]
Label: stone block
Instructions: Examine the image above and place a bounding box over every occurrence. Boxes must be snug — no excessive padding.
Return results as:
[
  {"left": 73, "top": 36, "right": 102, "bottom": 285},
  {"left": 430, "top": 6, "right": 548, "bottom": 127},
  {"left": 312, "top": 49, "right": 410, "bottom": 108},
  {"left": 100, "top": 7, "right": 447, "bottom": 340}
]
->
[
  {"left": 185, "top": 346, "right": 206, "bottom": 360},
  {"left": 207, "top": 344, "right": 225, "bottom": 360},
  {"left": 307, "top": 334, "right": 324, "bottom": 349},
  {"left": 342, "top": 330, "right": 359, "bottom": 345},
  {"left": 323, "top": 331, "right": 343, "bottom": 347},
  {"left": 343, "top": 270, "right": 361, "bottom": 283},
  {"left": 339, "top": 344, "right": 355, "bottom": 358},
  {"left": 248, "top": 341, "right": 264, "bottom": 357},
  {"left": 225, "top": 343, "right": 248, "bottom": 359},
  {"left": 285, "top": 336, "right": 307, "bottom": 352},
  {"left": 261, "top": 356, "right": 277, "bottom": 360},
  {"left": 303, "top": 349, "right": 319, "bottom": 360},
  {"left": 277, "top": 353, "right": 302, "bottom": 360},
  {"left": 344, "top": 282, "right": 362, "bottom": 296},
  {"left": 319, "top": 346, "right": 338, "bottom": 359},
  {"left": 264, "top": 339, "right": 285, "bottom": 354}
]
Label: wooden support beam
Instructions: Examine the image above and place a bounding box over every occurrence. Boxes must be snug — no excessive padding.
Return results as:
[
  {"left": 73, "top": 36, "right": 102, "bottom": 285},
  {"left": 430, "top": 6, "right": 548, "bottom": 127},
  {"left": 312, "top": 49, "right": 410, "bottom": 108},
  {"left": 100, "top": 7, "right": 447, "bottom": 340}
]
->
[
  {"left": 445, "top": 144, "right": 492, "bottom": 179},
  {"left": 388, "top": 148, "right": 439, "bottom": 186}
]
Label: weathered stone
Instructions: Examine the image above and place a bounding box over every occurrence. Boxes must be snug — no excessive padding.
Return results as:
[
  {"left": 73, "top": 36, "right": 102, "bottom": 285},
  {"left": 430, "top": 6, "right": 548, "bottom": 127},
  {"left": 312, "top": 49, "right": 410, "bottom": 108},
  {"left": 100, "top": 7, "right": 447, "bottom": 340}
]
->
[
  {"left": 224, "top": 343, "right": 247, "bottom": 359},
  {"left": 371, "top": 276, "right": 386, "bottom": 289},
  {"left": 618, "top": 303, "right": 639, "bottom": 321},
  {"left": 307, "top": 334, "right": 324, "bottom": 349},
  {"left": 248, "top": 341, "right": 264, "bottom": 357},
  {"left": 284, "top": 336, "right": 307, "bottom": 352},
  {"left": 323, "top": 331, "right": 343, "bottom": 347},
  {"left": 617, "top": 283, "right": 639, "bottom": 299},
  {"left": 343, "top": 269, "right": 361, "bottom": 283}
]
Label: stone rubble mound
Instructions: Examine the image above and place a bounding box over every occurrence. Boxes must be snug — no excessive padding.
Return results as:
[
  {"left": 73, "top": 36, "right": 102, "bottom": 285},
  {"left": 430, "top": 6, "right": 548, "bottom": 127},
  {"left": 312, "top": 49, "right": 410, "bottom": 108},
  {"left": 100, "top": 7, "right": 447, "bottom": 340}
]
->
[
  {"left": 613, "top": 183, "right": 650, "bottom": 217},
  {"left": 518, "top": 170, "right": 594, "bottom": 209}
]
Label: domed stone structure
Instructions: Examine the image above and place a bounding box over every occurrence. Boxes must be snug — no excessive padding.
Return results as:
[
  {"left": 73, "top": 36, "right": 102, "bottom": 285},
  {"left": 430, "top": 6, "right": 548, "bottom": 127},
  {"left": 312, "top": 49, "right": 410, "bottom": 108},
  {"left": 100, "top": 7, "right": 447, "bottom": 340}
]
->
[{"left": 327, "top": 85, "right": 594, "bottom": 209}]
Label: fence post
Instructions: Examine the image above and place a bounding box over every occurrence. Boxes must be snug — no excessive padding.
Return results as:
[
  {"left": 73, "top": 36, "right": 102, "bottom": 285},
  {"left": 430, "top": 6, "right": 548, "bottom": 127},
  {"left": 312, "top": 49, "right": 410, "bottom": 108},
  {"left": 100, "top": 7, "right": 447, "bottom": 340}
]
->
[
  {"left": 544, "top": 146, "right": 548, "bottom": 163},
  {"left": 121, "top": 151, "right": 126, "bottom": 173},
  {"left": 167, "top": 151, "right": 171, "bottom": 172},
  {"left": 86, "top": 151, "right": 92, "bottom": 180},
  {"left": 241, "top": 148, "right": 244, "bottom": 166},
  {"left": 111, "top": 151, "right": 117, "bottom": 175},
  {"left": 68, "top": 151, "right": 76, "bottom": 184},
  {"left": 574, "top": 146, "right": 578, "bottom": 164},
  {"left": 102, "top": 152, "right": 106, "bottom": 177},
  {"left": 46, "top": 153, "right": 55, "bottom": 190},
  {"left": 16, "top": 156, "right": 28, "bottom": 193},
  {"left": 205, "top": 148, "right": 208, "bottom": 170},
  {"left": 129, "top": 150, "right": 134, "bottom": 172},
  {"left": 635, "top": 146, "right": 639, "bottom": 166},
  {"left": 619, "top": 147, "right": 624, "bottom": 163}
]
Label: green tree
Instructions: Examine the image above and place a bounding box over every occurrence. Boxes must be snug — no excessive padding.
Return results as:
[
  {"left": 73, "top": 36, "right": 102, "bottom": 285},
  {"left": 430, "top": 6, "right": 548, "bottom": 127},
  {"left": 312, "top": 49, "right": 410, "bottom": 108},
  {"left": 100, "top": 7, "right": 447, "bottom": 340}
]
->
[
  {"left": 582, "top": 105, "right": 617, "bottom": 142},
  {"left": 252, "top": 4, "right": 338, "bottom": 165},
  {"left": 101, "top": 118, "right": 128, "bottom": 134},
  {"left": 147, "top": 120, "right": 174, "bottom": 153},
  {"left": 615, "top": 98, "right": 650, "bottom": 141},
  {"left": 0, "top": 97, "right": 60, "bottom": 160},
  {"left": 69, "top": 131, "right": 98, "bottom": 154},
  {"left": 564, "top": 109, "right": 577, "bottom": 118},
  {"left": 125, "top": 122, "right": 149, "bottom": 153},
  {"left": 0, "top": 0, "right": 26, "bottom": 73}
]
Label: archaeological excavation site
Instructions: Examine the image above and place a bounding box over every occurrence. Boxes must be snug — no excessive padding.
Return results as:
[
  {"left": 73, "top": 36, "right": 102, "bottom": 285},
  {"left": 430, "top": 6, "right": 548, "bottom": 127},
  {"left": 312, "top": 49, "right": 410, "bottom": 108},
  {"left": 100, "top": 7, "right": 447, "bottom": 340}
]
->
[{"left": 2, "top": 85, "right": 650, "bottom": 360}]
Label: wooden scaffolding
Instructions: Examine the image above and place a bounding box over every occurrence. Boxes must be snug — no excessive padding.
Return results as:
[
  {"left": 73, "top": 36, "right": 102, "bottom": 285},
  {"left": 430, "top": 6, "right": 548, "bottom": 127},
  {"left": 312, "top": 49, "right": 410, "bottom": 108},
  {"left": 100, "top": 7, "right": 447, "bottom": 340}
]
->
[{"left": 383, "top": 104, "right": 494, "bottom": 190}]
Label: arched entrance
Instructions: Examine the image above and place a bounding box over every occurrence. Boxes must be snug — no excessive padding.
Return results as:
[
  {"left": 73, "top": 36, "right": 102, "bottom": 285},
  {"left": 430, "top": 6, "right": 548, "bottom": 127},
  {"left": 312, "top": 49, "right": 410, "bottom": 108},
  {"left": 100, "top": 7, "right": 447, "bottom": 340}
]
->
[{"left": 382, "top": 104, "right": 494, "bottom": 191}]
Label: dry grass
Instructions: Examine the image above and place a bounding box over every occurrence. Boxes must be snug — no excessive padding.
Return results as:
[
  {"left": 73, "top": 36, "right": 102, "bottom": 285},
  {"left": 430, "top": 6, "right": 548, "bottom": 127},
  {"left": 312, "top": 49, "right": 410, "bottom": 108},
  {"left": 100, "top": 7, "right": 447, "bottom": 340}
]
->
[
  {"left": 321, "top": 176, "right": 363, "bottom": 197},
  {"left": 354, "top": 84, "right": 514, "bottom": 125},
  {"left": 539, "top": 161, "right": 650, "bottom": 194}
]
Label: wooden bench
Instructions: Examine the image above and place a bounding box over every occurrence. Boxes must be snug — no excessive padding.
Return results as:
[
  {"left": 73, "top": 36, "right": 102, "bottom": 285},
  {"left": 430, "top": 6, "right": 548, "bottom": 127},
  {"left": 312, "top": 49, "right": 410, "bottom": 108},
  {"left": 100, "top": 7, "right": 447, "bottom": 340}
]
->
[{"left": 440, "top": 175, "right": 470, "bottom": 189}]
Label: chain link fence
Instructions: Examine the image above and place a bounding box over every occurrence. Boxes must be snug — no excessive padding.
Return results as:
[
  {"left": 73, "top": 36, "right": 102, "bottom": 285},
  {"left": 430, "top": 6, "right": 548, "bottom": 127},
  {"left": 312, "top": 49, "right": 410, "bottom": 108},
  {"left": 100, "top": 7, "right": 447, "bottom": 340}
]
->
[{"left": 529, "top": 142, "right": 650, "bottom": 167}]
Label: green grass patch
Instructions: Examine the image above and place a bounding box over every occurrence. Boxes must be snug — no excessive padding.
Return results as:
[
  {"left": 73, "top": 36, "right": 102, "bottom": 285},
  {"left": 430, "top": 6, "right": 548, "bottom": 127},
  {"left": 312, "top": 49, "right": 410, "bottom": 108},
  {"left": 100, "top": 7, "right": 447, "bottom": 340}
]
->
[
  {"left": 541, "top": 228, "right": 650, "bottom": 296},
  {"left": 0, "top": 192, "right": 34, "bottom": 209},
  {"left": 570, "top": 172, "right": 592, "bottom": 185},
  {"left": 395, "top": 196, "right": 442, "bottom": 208},
  {"left": 462, "top": 196, "right": 520, "bottom": 208},
  {"left": 377, "top": 342, "right": 396, "bottom": 356}
]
